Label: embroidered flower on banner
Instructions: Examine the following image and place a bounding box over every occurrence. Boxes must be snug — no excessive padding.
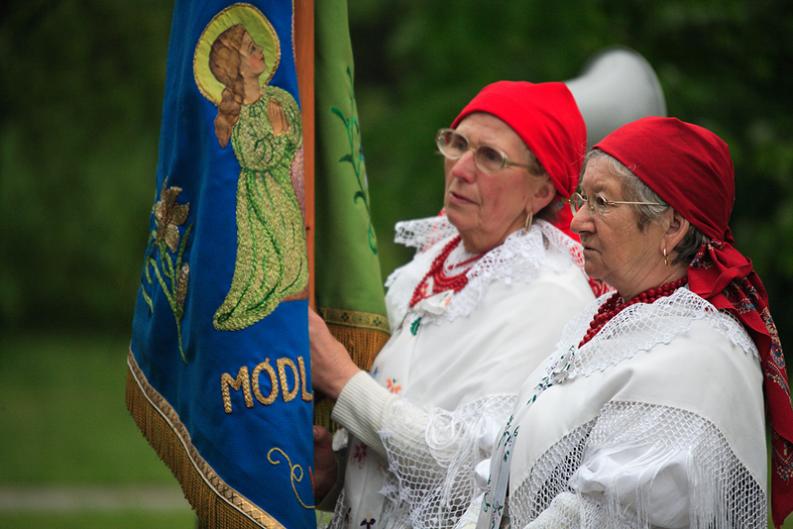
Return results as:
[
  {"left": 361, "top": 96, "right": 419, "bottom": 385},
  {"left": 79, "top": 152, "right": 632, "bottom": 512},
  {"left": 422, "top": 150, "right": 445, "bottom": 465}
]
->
[
  {"left": 153, "top": 185, "right": 190, "bottom": 252},
  {"left": 141, "top": 179, "right": 193, "bottom": 362}
]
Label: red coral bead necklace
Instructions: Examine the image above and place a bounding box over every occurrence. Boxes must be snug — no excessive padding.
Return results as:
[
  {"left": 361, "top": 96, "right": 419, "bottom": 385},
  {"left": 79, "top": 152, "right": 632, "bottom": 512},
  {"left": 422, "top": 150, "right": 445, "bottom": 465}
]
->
[
  {"left": 578, "top": 277, "right": 687, "bottom": 347},
  {"left": 409, "top": 236, "right": 482, "bottom": 308}
]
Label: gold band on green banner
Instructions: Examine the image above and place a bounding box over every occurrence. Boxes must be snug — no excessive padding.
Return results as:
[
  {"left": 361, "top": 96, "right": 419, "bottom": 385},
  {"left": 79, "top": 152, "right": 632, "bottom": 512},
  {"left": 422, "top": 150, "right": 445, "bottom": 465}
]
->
[
  {"left": 319, "top": 307, "right": 390, "bottom": 333},
  {"left": 314, "top": 0, "right": 390, "bottom": 429}
]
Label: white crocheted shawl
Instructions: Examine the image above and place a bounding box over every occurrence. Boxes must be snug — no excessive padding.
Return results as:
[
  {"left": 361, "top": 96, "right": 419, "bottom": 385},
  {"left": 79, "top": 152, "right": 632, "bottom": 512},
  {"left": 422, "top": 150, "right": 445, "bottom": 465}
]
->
[{"left": 476, "top": 287, "right": 765, "bottom": 529}]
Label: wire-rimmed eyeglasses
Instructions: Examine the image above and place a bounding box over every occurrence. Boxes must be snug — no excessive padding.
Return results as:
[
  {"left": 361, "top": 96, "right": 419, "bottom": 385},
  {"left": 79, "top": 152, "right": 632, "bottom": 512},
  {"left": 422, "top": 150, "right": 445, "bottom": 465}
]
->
[
  {"left": 569, "top": 191, "right": 664, "bottom": 216},
  {"left": 435, "top": 128, "right": 532, "bottom": 174}
]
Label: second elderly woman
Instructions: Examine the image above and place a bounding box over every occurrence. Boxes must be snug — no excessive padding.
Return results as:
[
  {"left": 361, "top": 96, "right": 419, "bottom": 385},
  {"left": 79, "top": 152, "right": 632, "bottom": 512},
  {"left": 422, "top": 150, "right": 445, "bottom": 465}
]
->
[
  {"left": 309, "top": 81, "right": 597, "bottom": 529},
  {"left": 469, "top": 117, "right": 793, "bottom": 529}
]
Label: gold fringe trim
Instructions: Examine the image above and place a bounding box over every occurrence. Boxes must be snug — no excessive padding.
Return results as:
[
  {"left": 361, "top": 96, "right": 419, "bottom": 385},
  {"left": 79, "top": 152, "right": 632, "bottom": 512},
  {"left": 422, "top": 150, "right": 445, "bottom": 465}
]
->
[
  {"left": 325, "top": 322, "right": 389, "bottom": 372},
  {"left": 313, "top": 323, "right": 390, "bottom": 431},
  {"left": 125, "top": 350, "right": 286, "bottom": 529}
]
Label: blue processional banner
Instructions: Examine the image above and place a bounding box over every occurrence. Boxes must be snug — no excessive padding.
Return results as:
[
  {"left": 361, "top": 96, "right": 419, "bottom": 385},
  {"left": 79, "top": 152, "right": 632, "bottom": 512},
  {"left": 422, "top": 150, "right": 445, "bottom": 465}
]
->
[{"left": 126, "top": 2, "right": 314, "bottom": 528}]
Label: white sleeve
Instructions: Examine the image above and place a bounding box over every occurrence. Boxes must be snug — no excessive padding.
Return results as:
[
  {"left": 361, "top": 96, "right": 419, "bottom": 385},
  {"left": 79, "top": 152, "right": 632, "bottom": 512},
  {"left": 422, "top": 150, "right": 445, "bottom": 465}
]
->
[
  {"left": 331, "top": 372, "right": 516, "bottom": 529},
  {"left": 569, "top": 441, "right": 692, "bottom": 528},
  {"left": 331, "top": 371, "right": 395, "bottom": 456}
]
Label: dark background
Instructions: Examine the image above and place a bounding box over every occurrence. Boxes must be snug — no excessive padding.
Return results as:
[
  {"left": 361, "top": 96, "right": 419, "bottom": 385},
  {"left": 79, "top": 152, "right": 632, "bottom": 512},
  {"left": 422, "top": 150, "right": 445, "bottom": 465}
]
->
[{"left": 2, "top": 0, "right": 791, "bottom": 349}]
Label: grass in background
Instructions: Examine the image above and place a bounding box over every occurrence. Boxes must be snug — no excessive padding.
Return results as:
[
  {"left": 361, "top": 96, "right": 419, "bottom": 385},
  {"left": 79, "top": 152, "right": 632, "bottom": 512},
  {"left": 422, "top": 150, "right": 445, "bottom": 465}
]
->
[
  {"left": 0, "top": 333, "right": 175, "bottom": 484},
  {"left": 0, "top": 511, "right": 194, "bottom": 529},
  {"left": 0, "top": 333, "right": 193, "bottom": 528}
]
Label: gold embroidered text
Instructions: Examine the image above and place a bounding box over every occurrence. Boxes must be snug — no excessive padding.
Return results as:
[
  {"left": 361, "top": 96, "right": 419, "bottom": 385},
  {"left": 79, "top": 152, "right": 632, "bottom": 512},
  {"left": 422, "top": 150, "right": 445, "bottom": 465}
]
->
[{"left": 221, "top": 356, "right": 313, "bottom": 414}]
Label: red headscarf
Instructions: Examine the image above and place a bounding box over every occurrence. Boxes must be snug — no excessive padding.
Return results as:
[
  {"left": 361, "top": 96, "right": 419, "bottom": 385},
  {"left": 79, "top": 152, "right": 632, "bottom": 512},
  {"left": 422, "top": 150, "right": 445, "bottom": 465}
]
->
[
  {"left": 596, "top": 116, "right": 793, "bottom": 528},
  {"left": 451, "top": 81, "right": 586, "bottom": 240}
]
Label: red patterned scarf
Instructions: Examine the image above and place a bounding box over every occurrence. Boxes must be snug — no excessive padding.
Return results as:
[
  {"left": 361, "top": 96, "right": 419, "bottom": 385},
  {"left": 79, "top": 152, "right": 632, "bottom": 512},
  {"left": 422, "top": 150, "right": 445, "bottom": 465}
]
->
[{"left": 597, "top": 116, "right": 793, "bottom": 527}]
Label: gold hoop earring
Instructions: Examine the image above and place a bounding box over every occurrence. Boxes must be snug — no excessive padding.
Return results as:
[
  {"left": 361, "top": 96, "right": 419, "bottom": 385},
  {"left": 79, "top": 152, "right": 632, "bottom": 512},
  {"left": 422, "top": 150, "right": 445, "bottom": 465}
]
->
[
  {"left": 663, "top": 246, "right": 669, "bottom": 267},
  {"left": 524, "top": 210, "right": 533, "bottom": 232}
]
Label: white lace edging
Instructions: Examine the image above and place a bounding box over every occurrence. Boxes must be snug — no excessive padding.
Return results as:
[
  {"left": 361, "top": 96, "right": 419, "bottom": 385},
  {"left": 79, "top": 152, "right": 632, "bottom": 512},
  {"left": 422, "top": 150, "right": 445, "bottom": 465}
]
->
[
  {"left": 386, "top": 216, "right": 584, "bottom": 328},
  {"left": 511, "top": 402, "right": 767, "bottom": 529},
  {"left": 393, "top": 215, "right": 459, "bottom": 253},
  {"left": 378, "top": 394, "right": 518, "bottom": 529},
  {"left": 558, "top": 287, "right": 758, "bottom": 380}
]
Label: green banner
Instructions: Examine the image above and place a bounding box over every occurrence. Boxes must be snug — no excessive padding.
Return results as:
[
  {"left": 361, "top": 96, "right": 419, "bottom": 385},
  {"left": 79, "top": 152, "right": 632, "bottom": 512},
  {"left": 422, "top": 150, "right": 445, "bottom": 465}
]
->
[{"left": 315, "top": 0, "right": 388, "bottom": 342}]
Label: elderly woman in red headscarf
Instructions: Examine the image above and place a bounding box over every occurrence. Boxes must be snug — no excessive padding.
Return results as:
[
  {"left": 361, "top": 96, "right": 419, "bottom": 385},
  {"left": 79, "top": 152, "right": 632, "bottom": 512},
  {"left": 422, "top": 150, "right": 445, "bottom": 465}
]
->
[
  {"left": 470, "top": 117, "right": 793, "bottom": 529},
  {"left": 309, "top": 82, "right": 598, "bottom": 529}
]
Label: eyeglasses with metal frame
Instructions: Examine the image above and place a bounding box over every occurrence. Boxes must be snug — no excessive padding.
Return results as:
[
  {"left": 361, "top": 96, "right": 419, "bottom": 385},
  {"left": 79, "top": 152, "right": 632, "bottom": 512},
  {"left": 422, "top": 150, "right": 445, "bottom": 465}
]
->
[
  {"left": 569, "top": 191, "right": 664, "bottom": 216},
  {"left": 435, "top": 128, "right": 532, "bottom": 174}
]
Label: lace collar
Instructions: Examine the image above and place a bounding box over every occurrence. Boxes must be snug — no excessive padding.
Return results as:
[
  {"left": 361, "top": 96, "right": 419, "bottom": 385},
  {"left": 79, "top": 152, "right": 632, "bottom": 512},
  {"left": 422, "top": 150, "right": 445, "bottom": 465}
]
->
[
  {"left": 385, "top": 216, "right": 584, "bottom": 328},
  {"left": 552, "top": 287, "right": 759, "bottom": 380}
]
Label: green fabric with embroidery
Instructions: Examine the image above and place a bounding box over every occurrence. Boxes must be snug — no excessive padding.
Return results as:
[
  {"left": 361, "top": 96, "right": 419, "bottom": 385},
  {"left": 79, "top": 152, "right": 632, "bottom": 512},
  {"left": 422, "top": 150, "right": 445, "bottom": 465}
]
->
[
  {"left": 315, "top": 0, "right": 387, "bottom": 320},
  {"left": 213, "top": 86, "right": 308, "bottom": 331}
]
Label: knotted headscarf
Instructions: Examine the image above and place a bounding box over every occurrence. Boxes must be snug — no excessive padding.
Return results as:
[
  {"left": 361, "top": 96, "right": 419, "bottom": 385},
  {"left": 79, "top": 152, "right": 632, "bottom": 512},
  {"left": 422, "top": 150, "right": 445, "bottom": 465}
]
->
[
  {"left": 596, "top": 116, "right": 793, "bottom": 528},
  {"left": 451, "top": 81, "right": 586, "bottom": 240}
]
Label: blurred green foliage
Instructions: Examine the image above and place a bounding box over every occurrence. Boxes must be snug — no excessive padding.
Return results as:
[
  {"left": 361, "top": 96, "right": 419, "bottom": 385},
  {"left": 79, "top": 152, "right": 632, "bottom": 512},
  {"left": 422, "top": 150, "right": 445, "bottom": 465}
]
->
[
  {"left": 1, "top": 1, "right": 171, "bottom": 330},
  {"left": 349, "top": 0, "right": 793, "bottom": 352},
  {"left": 1, "top": 0, "right": 792, "bottom": 351}
]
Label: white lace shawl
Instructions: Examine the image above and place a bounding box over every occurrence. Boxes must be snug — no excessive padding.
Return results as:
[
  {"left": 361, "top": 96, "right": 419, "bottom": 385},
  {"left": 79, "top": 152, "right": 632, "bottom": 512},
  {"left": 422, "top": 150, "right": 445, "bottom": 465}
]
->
[
  {"left": 385, "top": 216, "right": 584, "bottom": 330},
  {"left": 378, "top": 395, "right": 518, "bottom": 529},
  {"left": 501, "top": 287, "right": 766, "bottom": 529}
]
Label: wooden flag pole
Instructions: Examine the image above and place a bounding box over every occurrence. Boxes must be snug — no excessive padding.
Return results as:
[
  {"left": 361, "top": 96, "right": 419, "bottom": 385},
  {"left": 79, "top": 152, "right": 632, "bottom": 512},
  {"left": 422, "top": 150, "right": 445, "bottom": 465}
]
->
[{"left": 295, "top": 0, "right": 316, "bottom": 309}]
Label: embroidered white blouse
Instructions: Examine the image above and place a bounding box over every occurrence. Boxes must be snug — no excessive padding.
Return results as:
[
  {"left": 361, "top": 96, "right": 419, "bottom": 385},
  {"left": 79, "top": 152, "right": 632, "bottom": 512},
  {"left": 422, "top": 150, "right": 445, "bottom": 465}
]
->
[
  {"left": 327, "top": 216, "right": 595, "bottom": 529},
  {"left": 460, "top": 287, "right": 767, "bottom": 529}
]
